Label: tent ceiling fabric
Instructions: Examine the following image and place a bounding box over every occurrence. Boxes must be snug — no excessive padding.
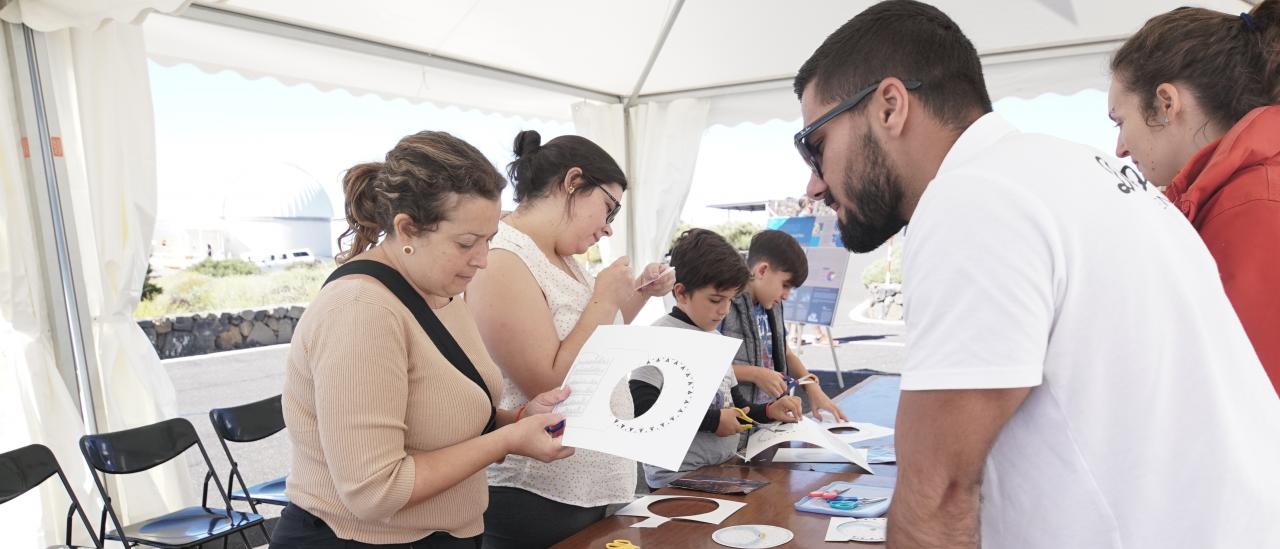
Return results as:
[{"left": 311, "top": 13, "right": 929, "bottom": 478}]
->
[{"left": 144, "top": 0, "right": 1252, "bottom": 123}]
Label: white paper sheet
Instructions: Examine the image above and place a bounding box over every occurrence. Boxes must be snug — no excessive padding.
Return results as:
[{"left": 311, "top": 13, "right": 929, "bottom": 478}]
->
[
  {"left": 821, "top": 421, "right": 895, "bottom": 444},
  {"left": 555, "top": 325, "right": 742, "bottom": 471},
  {"left": 615, "top": 495, "right": 747, "bottom": 528},
  {"left": 825, "top": 517, "right": 888, "bottom": 542},
  {"left": 772, "top": 447, "right": 870, "bottom": 463},
  {"left": 742, "top": 416, "right": 873, "bottom": 473}
]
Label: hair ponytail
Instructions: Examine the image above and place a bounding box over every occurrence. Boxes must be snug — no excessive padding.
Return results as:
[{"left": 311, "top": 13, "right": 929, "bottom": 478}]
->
[
  {"left": 336, "top": 162, "right": 385, "bottom": 264},
  {"left": 1252, "top": 0, "right": 1280, "bottom": 101}
]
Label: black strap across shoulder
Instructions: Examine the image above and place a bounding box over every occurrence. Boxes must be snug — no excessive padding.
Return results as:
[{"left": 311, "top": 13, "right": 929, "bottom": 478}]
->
[{"left": 324, "top": 260, "right": 497, "bottom": 435}]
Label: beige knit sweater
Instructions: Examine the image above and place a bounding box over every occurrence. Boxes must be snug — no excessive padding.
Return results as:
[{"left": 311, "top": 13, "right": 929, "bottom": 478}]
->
[{"left": 282, "top": 275, "right": 503, "bottom": 543}]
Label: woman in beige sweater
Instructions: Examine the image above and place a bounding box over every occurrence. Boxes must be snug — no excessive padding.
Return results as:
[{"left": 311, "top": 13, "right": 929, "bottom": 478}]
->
[{"left": 272, "top": 131, "right": 574, "bottom": 549}]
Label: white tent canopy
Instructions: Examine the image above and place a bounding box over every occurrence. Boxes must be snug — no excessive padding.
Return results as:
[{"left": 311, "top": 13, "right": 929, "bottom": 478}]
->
[
  {"left": 143, "top": 0, "right": 1253, "bottom": 268},
  {"left": 146, "top": 0, "right": 1254, "bottom": 125}
]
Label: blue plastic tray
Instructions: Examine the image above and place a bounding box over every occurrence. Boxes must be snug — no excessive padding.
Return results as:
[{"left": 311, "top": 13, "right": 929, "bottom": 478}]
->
[{"left": 793, "top": 480, "right": 892, "bottom": 518}]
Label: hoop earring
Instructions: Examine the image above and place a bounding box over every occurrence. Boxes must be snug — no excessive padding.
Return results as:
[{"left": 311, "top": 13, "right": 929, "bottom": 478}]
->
[{"left": 402, "top": 245, "right": 414, "bottom": 255}]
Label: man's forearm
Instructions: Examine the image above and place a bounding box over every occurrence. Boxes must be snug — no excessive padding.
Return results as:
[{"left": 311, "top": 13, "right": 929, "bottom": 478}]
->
[{"left": 886, "top": 480, "right": 981, "bottom": 548}]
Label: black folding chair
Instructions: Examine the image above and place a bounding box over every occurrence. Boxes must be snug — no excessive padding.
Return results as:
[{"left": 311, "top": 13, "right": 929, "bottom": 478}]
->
[
  {"left": 0, "top": 444, "right": 102, "bottom": 549},
  {"left": 79, "top": 418, "right": 265, "bottom": 548},
  {"left": 206, "top": 395, "right": 289, "bottom": 514}
]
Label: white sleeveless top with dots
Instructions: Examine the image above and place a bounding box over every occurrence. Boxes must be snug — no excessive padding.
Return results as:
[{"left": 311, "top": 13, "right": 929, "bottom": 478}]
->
[{"left": 483, "top": 220, "right": 636, "bottom": 507}]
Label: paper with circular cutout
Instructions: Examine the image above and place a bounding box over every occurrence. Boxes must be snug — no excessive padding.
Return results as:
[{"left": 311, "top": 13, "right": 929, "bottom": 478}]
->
[{"left": 554, "top": 325, "right": 742, "bottom": 471}]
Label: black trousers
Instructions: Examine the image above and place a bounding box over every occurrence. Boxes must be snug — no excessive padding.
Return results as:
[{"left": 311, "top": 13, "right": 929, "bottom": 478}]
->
[
  {"left": 270, "top": 504, "right": 481, "bottom": 549},
  {"left": 482, "top": 486, "right": 607, "bottom": 549}
]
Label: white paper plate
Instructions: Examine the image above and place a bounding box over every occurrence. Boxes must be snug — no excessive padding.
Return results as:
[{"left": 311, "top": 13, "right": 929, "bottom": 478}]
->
[
  {"left": 837, "top": 518, "right": 888, "bottom": 542},
  {"left": 712, "top": 525, "right": 794, "bottom": 548}
]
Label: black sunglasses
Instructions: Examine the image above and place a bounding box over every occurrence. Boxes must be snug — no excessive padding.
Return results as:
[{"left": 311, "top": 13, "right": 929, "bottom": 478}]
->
[
  {"left": 599, "top": 186, "right": 622, "bottom": 224},
  {"left": 794, "top": 79, "right": 923, "bottom": 179}
]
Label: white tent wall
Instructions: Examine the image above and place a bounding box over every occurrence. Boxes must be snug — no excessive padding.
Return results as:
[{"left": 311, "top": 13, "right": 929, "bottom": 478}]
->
[
  {"left": 44, "top": 18, "right": 195, "bottom": 523},
  {"left": 0, "top": 24, "right": 99, "bottom": 547},
  {"left": 571, "top": 100, "right": 629, "bottom": 263},
  {"left": 626, "top": 98, "right": 710, "bottom": 270},
  {"left": 0, "top": 1, "right": 197, "bottom": 544}
]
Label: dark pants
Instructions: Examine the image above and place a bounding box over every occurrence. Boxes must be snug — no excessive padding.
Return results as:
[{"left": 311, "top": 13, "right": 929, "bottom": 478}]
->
[
  {"left": 482, "top": 486, "right": 607, "bottom": 549},
  {"left": 270, "top": 504, "right": 481, "bottom": 549}
]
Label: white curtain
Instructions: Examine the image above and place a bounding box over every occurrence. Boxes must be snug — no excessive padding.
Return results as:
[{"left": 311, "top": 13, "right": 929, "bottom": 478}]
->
[
  {"left": 43, "top": 18, "right": 193, "bottom": 523},
  {"left": 0, "top": 0, "right": 191, "bottom": 31},
  {"left": 0, "top": 0, "right": 194, "bottom": 539},
  {"left": 625, "top": 98, "right": 709, "bottom": 269},
  {"left": 0, "top": 25, "right": 100, "bottom": 547},
  {"left": 572, "top": 100, "right": 629, "bottom": 264}
]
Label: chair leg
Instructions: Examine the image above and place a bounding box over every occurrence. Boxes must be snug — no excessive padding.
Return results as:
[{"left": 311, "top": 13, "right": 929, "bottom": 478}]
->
[
  {"left": 238, "top": 529, "right": 253, "bottom": 548},
  {"left": 259, "top": 521, "right": 272, "bottom": 543}
]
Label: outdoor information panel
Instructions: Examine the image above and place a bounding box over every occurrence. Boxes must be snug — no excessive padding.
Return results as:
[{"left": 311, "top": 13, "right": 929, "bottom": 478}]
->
[{"left": 767, "top": 215, "right": 857, "bottom": 327}]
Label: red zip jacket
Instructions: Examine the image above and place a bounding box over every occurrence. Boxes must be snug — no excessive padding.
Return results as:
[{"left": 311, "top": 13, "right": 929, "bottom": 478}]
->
[{"left": 1165, "top": 105, "right": 1280, "bottom": 396}]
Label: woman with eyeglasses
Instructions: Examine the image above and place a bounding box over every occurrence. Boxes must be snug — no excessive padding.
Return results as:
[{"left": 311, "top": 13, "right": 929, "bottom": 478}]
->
[{"left": 466, "top": 131, "right": 673, "bottom": 548}]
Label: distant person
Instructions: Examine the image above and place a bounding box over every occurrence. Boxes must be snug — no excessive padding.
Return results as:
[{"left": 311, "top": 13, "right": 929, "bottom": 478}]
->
[
  {"left": 466, "top": 131, "right": 674, "bottom": 548},
  {"left": 273, "top": 131, "right": 573, "bottom": 549},
  {"left": 719, "top": 230, "right": 847, "bottom": 421},
  {"left": 1109, "top": 0, "right": 1280, "bottom": 393},
  {"left": 794, "top": 1, "right": 1280, "bottom": 547},
  {"left": 632, "top": 228, "right": 802, "bottom": 489}
]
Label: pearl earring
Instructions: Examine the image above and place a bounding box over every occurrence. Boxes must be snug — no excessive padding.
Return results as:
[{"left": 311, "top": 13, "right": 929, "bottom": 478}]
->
[{"left": 402, "top": 245, "right": 414, "bottom": 255}]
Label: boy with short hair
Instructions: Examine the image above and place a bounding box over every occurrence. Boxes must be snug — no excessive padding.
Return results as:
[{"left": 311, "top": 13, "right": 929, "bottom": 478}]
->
[
  {"left": 631, "top": 228, "right": 802, "bottom": 488},
  {"left": 720, "top": 230, "right": 847, "bottom": 421}
]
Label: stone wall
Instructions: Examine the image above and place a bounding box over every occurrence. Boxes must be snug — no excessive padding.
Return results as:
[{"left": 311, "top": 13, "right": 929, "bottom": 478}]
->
[
  {"left": 864, "top": 283, "right": 904, "bottom": 321},
  {"left": 139, "top": 305, "right": 306, "bottom": 359}
]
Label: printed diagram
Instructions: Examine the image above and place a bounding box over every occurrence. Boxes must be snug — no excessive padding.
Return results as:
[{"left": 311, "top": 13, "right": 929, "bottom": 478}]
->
[
  {"left": 612, "top": 357, "right": 694, "bottom": 433},
  {"left": 554, "top": 325, "right": 742, "bottom": 471}
]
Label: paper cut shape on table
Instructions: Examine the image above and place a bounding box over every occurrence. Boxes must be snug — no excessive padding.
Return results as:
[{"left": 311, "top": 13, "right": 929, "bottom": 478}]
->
[
  {"left": 772, "top": 447, "right": 869, "bottom": 463},
  {"left": 615, "top": 495, "right": 747, "bottom": 528},
  {"left": 825, "top": 517, "right": 888, "bottom": 542},
  {"left": 554, "top": 325, "right": 742, "bottom": 471},
  {"left": 742, "top": 416, "right": 873, "bottom": 473},
  {"left": 821, "top": 421, "right": 895, "bottom": 444}
]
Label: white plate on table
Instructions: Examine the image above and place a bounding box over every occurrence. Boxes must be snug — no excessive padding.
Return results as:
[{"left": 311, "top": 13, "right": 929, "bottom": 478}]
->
[{"left": 712, "top": 524, "right": 794, "bottom": 548}]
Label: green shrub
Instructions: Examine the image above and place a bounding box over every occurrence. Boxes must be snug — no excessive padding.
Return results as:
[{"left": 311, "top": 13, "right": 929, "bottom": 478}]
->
[
  {"left": 134, "top": 260, "right": 335, "bottom": 319},
  {"left": 861, "top": 247, "right": 902, "bottom": 287},
  {"left": 667, "top": 221, "right": 763, "bottom": 252},
  {"left": 188, "top": 258, "right": 260, "bottom": 278}
]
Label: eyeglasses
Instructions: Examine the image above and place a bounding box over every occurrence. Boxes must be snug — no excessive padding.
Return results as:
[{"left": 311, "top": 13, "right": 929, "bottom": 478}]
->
[
  {"left": 794, "top": 80, "right": 922, "bottom": 179},
  {"left": 599, "top": 186, "right": 622, "bottom": 224}
]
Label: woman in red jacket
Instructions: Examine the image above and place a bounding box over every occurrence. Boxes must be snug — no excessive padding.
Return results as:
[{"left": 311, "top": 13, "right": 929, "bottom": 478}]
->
[{"left": 1108, "top": 1, "right": 1280, "bottom": 394}]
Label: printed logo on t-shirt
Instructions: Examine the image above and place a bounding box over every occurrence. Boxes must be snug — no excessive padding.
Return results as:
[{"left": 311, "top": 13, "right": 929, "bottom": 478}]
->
[{"left": 1094, "top": 155, "right": 1171, "bottom": 210}]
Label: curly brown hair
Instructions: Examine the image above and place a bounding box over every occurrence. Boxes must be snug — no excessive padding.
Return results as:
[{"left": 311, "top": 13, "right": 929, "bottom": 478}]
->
[{"left": 336, "top": 131, "right": 505, "bottom": 264}]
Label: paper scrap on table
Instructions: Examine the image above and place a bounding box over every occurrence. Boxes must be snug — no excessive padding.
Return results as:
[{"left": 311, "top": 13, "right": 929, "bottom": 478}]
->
[
  {"left": 615, "top": 495, "right": 747, "bottom": 528},
  {"left": 743, "top": 416, "right": 873, "bottom": 473},
  {"left": 772, "top": 446, "right": 869, "bottom": 463},
  {"left": 825, "top": 517, "right": 888, "bottom": 542},
  {"left": 821, "top": 421, "right": 895, "bottom": 444},
  {"left": 554, "top": 325, "right": 741, "bottom": 471}
]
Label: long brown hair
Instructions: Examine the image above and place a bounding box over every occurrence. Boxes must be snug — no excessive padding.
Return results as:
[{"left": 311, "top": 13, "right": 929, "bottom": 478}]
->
[
  {"left": 336, "top": 131, "right": 505, "bottom": 264},
  {"left": 1111, "top": 1, "right": 1280, "bottom": 130}
]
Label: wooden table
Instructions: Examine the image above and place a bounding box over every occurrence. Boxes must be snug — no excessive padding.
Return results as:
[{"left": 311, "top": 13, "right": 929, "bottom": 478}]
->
[{"left": 552, "top": 375, "right": 900, "bottom": 548}]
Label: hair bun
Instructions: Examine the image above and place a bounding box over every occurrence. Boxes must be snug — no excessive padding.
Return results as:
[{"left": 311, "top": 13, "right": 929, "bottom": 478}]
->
[{"left": 513, "top": 130, "right": 543, "bottom": 158}]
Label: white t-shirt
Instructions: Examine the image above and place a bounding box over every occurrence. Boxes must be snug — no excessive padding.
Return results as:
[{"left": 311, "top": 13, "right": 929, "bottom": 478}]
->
[{"left": 901, "top": 113, "right": 1280, "bottom": 549}]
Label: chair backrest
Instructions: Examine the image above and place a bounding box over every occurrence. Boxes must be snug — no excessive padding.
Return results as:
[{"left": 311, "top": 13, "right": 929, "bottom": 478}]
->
[
  {"left": 0, "top": 444, "right": 59, "bottom": 504},
  {"left": 1, "top": 444, "right": 102, "bottom": 548},
  {"left": 209, "top": 395, "right": 284, "bottom": 443},
  {"left": 79, "top": 418, "right": 199, "bottom": 475}
]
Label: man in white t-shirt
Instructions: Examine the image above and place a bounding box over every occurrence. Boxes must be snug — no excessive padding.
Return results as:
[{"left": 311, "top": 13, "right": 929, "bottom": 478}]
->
[{"left": 792, "top": 1, "right": 1280, "bottom": 548}]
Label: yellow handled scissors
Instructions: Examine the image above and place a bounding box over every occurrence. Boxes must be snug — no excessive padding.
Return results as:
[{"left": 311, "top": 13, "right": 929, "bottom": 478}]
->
[
  {"left": 731, "top": 407, "right": 756, "bottom": 431},
  {"left": 606, "top": 540, "right": 640, "bottom": 549}
]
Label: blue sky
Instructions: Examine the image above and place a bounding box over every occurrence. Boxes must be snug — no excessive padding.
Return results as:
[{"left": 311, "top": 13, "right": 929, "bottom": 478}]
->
[{"left": 150, "top": 61, "right": 1120, "bottom": 228}]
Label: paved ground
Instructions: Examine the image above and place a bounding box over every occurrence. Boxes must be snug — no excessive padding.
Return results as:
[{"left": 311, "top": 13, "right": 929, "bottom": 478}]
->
[{"left": 164, "top": 314, "right": 904, "bottom": 546}]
